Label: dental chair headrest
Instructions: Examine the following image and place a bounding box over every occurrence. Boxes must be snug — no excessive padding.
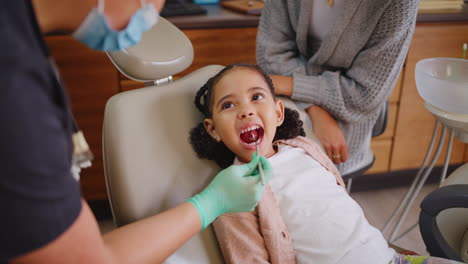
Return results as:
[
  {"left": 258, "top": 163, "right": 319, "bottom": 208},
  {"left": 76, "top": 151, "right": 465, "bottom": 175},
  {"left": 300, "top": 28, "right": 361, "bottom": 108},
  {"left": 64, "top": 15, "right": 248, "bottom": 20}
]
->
[{"left": 106, "top": 17, "right": 194, "bottom": 82}]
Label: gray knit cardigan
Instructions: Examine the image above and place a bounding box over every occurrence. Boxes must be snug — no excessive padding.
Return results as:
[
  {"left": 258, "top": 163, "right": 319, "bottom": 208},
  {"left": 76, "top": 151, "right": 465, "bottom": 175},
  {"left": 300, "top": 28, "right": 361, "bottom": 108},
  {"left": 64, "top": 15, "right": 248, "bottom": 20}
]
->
[{"left": 256, "top": 0, "right": 419, "bottom": 174}]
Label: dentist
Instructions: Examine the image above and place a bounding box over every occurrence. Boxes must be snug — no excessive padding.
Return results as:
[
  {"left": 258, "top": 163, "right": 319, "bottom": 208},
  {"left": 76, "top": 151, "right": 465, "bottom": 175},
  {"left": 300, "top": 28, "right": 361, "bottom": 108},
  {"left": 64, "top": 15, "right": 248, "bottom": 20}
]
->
[{"left": 0, "top": 1, "right": 271, "bottom": 263}]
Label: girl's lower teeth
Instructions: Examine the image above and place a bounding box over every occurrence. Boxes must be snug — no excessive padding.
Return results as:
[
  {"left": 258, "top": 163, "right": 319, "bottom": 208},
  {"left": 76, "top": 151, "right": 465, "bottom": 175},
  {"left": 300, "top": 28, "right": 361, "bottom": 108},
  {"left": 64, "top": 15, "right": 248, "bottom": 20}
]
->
[{"left": 246, "top": 138, "right": 261, "bottom": 145}]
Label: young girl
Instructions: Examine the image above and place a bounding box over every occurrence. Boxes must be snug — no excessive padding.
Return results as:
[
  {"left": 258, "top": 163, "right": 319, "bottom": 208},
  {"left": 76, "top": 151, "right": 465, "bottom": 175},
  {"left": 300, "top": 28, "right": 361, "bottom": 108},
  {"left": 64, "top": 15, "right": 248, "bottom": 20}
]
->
[{"left": 189, "top": 64, "right": 461, "bottom": 264}]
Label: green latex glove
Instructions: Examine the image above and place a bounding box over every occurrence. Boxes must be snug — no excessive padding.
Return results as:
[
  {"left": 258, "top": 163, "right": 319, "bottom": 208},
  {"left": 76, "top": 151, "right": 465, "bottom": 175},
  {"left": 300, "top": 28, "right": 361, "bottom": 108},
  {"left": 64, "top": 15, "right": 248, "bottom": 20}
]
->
[{"left": 188, "top": 153, "right": 272, "bottom": 229}]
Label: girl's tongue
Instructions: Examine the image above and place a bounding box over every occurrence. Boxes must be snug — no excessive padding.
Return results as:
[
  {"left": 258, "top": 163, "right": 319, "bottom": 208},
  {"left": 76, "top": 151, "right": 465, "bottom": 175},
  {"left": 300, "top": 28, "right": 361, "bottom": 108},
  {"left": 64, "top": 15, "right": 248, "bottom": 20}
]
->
[{"left": 240, "top": 127, "right": 264, "bottom": 145}]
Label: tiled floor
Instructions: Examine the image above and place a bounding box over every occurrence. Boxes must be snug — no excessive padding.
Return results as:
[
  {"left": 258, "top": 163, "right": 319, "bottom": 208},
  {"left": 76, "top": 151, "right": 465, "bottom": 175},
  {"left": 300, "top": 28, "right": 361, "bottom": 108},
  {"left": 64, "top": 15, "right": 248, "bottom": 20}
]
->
[{"left": 350, "top": 182, "right": 438, "bottom": 255}]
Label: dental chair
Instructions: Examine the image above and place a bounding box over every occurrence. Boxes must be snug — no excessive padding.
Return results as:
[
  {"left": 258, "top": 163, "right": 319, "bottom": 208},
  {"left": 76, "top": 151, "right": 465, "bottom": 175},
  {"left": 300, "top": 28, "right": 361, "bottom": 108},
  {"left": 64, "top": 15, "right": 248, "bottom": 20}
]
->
[
  {"left": 103, "top": 17, "right": 225, "bottom": 263},
  {"left": 419, "top": 163, "right": 468, "bottom": 263},
  {"left": 102, "top": 17, "right": 384, "bottom": 263}
]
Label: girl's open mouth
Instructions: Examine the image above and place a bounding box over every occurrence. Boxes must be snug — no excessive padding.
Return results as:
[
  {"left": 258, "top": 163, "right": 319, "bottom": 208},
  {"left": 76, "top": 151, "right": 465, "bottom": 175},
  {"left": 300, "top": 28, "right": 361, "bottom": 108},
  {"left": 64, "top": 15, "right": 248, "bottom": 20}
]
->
[{"left": 240, "top": 125, "right": 264, "bottom": 148}]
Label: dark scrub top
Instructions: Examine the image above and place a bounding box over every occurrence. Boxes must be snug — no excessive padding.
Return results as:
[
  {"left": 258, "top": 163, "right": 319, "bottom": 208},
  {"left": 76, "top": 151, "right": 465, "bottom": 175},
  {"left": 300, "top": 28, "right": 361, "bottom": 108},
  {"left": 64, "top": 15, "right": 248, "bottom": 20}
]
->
[{"left": 0, "top": 1, "right": 82, "bottom": 261}]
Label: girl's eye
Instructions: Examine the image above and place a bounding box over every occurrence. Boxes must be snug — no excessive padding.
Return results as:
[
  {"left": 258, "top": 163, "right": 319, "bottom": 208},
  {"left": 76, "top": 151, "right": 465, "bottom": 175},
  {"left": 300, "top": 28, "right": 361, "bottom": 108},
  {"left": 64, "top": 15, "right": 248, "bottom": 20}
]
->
[
  {"left": 252, "top": 93, "right": 264, "bottom": 101},
  {"left": 221, "top": 102, "right": 234, "bottom": 110}
]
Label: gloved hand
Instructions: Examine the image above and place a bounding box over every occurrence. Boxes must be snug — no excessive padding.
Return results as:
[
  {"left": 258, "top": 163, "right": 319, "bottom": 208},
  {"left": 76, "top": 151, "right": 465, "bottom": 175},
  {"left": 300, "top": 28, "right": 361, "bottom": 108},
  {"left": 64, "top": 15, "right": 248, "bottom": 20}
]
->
[{"left": 188, "top": 153, "right": 272, "bottom": 229}]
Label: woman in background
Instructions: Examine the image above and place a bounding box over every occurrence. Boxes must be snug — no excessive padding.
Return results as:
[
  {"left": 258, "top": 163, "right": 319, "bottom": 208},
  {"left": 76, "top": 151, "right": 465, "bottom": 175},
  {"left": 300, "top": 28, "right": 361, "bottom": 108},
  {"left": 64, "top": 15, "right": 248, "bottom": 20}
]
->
[{"left": 257, "top": 0, "right": 419, "bottom": 175}]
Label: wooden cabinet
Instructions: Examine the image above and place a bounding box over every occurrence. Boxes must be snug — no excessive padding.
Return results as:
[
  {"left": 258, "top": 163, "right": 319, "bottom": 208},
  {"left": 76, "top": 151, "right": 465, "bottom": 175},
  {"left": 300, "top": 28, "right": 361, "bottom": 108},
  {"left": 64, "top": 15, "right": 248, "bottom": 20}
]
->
[
  {"left": 46, "top": 22, "right": 467, "bottom": 200},
  {"left": 366, "top": 74, "right": 402, "bottom": 174},
  {"left": 390, "top": 22, "right": 468, "bottom": 171},
  {"left": 183, "top": 28, "right": 258, "bottom": 74}
]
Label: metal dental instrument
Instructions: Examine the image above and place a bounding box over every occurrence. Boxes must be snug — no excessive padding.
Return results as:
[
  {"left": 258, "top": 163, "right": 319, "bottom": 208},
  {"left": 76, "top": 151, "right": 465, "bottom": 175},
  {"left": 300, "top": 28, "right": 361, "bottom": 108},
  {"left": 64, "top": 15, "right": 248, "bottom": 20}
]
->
[{"left": 255, "top": 141, "right": 265, "bottom": 185}]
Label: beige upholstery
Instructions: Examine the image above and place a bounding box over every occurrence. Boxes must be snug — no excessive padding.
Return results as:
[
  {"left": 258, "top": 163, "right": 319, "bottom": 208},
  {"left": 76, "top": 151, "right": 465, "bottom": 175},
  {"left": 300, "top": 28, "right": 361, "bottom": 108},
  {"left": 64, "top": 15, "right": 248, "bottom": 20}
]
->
[
  {"left": 103, "top": 65, "right": 225, "bottom": 263},
  {"left": 102, "top": 15, "right": 225, "bottom": 263},
  {"left": 106, "top": 17, "right": 194, "bottom": 82}
]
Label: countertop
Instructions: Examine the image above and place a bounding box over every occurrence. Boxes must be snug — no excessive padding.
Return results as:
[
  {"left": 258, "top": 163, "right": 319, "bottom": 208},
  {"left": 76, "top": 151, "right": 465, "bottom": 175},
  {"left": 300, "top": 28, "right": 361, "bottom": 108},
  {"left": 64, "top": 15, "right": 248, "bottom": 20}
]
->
[
  {"left": 165, "top": 4, "right": 259, "bottom": 29},
  {"left": 166, "top": 4, "right": 468, "bottom": 30},
  {"left": 417, "top": 4, "right": 468, "bottom": 23}
]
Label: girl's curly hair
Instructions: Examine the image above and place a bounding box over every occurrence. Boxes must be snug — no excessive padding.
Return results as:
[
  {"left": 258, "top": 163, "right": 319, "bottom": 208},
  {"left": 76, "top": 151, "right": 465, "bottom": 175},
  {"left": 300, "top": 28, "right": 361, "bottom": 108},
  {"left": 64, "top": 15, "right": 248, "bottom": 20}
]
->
[{"left": 189, "top": 64, "right": 305, "bottom": 168}]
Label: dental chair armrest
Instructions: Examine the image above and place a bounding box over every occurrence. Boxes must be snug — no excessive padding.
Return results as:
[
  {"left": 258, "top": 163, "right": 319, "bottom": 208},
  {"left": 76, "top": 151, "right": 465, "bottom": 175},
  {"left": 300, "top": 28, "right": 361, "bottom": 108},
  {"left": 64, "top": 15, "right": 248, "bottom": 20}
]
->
[
  {"left": 419, "top": 184, "right": 468, "bottom": 262},
  {"left": 371, "top": 101, "right": 389, "bottom": 137},
  {"left": 421, "top": 185, "right": 468, "bottom": 215}
]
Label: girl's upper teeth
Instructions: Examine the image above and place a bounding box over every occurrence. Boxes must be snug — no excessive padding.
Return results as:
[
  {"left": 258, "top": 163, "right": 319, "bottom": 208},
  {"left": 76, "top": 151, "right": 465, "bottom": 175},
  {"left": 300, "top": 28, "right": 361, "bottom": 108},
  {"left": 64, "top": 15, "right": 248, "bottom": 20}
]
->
[{"left": 241, "top": 125, "right": 259, "bottom": 134}]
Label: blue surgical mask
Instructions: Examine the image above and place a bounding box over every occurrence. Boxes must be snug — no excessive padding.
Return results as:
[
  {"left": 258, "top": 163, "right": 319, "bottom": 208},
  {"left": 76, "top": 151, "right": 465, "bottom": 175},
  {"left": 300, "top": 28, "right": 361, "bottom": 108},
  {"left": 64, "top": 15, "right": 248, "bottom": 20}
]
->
[{"left": 72, "top": 0, "right": 159, "bottom": 51}]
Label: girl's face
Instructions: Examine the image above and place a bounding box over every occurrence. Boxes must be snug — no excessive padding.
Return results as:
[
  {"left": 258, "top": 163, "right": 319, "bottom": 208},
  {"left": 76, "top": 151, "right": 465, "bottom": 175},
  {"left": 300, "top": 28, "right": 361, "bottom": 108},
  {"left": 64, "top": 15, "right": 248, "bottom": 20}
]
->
[{"left": 204, "top": 67, "right": 285, "bottom": 163}]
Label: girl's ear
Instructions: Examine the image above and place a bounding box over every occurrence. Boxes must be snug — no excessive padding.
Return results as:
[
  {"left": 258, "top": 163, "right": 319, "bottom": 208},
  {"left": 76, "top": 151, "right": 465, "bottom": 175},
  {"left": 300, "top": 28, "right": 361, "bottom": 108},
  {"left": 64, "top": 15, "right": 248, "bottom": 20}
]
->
[
  {"left": 204, "top": 118, "right": 221, "bottom": 142},
  {"left": 275, "top": 99, "right": 285, "bottom": 127}
]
